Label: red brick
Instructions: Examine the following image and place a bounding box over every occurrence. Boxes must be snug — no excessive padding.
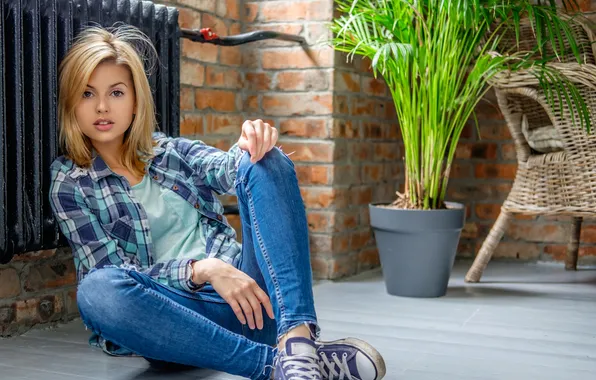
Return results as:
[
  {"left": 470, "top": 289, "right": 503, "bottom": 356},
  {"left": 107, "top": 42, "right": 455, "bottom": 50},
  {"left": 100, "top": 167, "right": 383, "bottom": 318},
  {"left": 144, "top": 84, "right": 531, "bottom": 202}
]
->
[
  {"left": 261, "top": 48, "right": 334, "bottom": 69},
  {"left": 374, "top": 142, "right": 399, "bottom": 161},
  {"left": 244, "top": 95, "right": 259, "bottom": 112},
  {"left": 276, "top": 70, "right": 331, "bottom": 91},
  {"left": 306, "top": 22, "right": 333, "bottom": 45},
  {"left": 205, "top": 66, "right": 243, "bottom": 89},
  {"left": 259, "top": 0, "right": 331, "bottom": 22},
  {"left": 178, "top": 0, "right": 216, "bottom": 12},
  {"left": 478, "top": 123, "right": 512, "bottom": 140},
  {"left": 334, "top": 95, "right": 350, "bottom": 115},
  {"left": 195, "top": 89, "right": 237, "bottom": 112},
  {"left": 310, "top": 234, "right": 332, "bottom": 253},
  {"left": 332, "top": 210, "right": 359, "bottom": 232},
  {"left": 177, "top": 7, "right": 201, "bottom": 29},
  {"left": 329, "top": 255, "right": 358, "bottom": 279},
  {"left": 361, "top": 164, "right": 384, "bottom": 183},
  {"left": 310, "top": 256, "right": 330, "bottom": 279},
  {"left": 15, "top": 294, "right": 63, "bottom": 323},
  {"left": 455, "top": 143, "right": 498, "bottom": 160},
  {"left": 243, "top": 2, "right": 259, "bottom": 23},
  {"left": 447, "top": 182, "right": 512, "bottom": 201},
  {"left": 226, "top": 0, "right": 241, "bottom": 20},
  {"left": 475, "top": 163, "right": 517, "bottom": 179},
  {"left": 245, "top": 72, "right": 272, "bottom": 91},
  {"left": 362, "top": 122, "right": 386, "bottom": 139},
  {"left": 349, "top": 142, "right": 373, "bottom": 161},
  {"left": 362, "top": 76, "right": 387, "bottom": 96},
  {"left": 506, "top": 222, "right": 567, "bottom": 243},
  {"left": 544, "top": 245, "right": 596, "bottom": 261},
  {"left": 350, "top": 230, "right": 371, "bottom": 250},
  {"left": 357, "top": 247, "right": 380, "bottom": 270},
  {"left": 461, "top": 222, "right": 479, "bottom": 239},
  {"left": 204, "top": 114, "right": 243, "bottom": 135},
  {"left": 475, "top": 101, "right": 504, "bottom": 120},
  {"left": 180, "top": 87, "right": 194, "bottom": 111},
  {"left": 335, "top": 71, "right": 361, "bottom": 93},
  {"left": 350, "top": 186, "right": 373, "bottom": 205},
  {"left": 230, "top": 22, "right": 242, "bottom": 36},
  {"left": 279, "top": 119, "right": 328, "bottom": 138},
  {"left": 331, "top": 119, "right": 360, "bottom": 138},
  {"left": 581, "top": 225, "right": 596, "bottom": 243},
  {"left": 180, "top": 113, "right": 204, "bottom": 136},
  {"left": 66, "top": 289, "right": 78, "bottom": 316},
  {"left": 12, "top": 249, "right": 56, "bottom": 262},
  {"left": 0, "top": 268, "right": 20, "bottom": 298},
  {"left": 202, "top": 13, "right": 228, "bottom": 37},
  {"left": 262, "top": 94, "right": 333, "bottom": 116},
  {"left": 501, "top": 143, "right": 518, "bottom": 161},
  {"left": 23, "top": 259, "right": 76, "bottom": 293},
  {"left": 475, "top": 203, "right": 502, "bottom": 220},
  {"left": 180, "top": 60, "right": 205, "bottom": 87},
  {"left": 281, "top": 141, "right": 334, "bottom": 162},
  {"left": 182, "top": 39, "right": 218, "bottom": 63},
  {"left": 307, "top": 211, "right": 332, "bottom": 232},
  {"left": 333, "top": 165, "right": 361, "bottom": 185},
  {"left": 296, "top": 165, "right": 331, "bottom": 185},
  {"left": 480, "top": 241, "right": 541, "bottom": 260},
  {"left": 383, "top": 163, "right": 401, "bottom": 181},
  {"left": 451, "top": 163, "right": 473, "bottom": 178},
  {"left": 220, "top": 46, "right": 242, "bottom": 66},
  {"left": 301, "top": 187, "right": 349, "bottom": 209},
  {"left": 352, "top": 98, "right": 386, "bottom": 118}
]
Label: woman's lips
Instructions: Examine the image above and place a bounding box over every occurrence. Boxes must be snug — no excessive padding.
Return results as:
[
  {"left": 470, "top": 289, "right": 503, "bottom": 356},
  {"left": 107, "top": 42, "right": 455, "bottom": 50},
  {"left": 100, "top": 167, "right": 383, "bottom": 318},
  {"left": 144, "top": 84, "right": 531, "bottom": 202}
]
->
[{"left": 95, "top": 123, "right": 114, "bottom": 131}]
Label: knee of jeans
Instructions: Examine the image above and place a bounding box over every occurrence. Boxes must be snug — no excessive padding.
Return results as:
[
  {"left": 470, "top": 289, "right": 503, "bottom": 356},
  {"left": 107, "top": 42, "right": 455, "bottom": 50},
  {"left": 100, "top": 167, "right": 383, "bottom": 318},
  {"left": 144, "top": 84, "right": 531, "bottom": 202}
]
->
[
  {"left": 77, "top": 268, "right": 132, "bottom": 327},
  {"left": 237, "top": 147, "right": 295, "bottom": 180}
]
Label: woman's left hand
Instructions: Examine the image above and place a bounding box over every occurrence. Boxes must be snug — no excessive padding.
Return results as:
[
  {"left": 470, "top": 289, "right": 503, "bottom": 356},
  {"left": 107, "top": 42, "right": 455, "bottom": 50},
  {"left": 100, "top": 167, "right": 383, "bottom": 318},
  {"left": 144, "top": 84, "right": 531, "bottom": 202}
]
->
[{"left": 237, "top": 119, "right": 279, "bottom": 164}]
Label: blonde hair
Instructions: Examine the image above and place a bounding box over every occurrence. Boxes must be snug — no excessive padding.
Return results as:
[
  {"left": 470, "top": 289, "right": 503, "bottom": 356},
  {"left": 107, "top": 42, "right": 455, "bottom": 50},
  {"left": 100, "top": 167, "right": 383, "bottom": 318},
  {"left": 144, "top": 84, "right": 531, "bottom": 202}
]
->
[{"left": 58, "top": 24, "right": 158, "bottom": 176}]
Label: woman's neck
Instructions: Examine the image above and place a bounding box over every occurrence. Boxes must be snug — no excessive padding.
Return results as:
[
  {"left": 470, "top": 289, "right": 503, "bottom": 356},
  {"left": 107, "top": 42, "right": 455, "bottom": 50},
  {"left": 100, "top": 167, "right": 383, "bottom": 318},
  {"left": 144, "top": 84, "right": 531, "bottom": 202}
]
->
[{"left": 93, "top": 139, "right": 125, "bottom": 169}]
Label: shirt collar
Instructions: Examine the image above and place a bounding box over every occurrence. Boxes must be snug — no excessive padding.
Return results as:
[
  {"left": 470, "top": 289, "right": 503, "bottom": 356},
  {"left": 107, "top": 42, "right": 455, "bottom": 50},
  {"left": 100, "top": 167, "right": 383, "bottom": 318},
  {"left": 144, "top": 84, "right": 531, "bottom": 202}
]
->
[{"left": 87, "top": 144, "right": 166, "bottom": 182}]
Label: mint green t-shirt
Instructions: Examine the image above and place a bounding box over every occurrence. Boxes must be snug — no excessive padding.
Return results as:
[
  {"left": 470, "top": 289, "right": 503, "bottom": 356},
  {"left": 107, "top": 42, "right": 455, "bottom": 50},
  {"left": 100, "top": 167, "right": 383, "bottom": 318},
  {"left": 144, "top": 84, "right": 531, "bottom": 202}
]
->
[{"left": 131, "top": 175, "right": 207, "bottom": 263}]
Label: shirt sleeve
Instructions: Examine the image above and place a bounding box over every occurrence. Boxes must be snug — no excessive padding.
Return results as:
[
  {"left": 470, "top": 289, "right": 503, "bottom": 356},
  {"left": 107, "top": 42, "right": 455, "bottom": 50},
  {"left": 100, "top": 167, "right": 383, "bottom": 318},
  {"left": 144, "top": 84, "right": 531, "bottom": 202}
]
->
[
  {"left": 49, "top": 167, "right": 201, "bottom": 292},
  {"left": 156, "top": 133, "right": 244, "bottom": 195}
]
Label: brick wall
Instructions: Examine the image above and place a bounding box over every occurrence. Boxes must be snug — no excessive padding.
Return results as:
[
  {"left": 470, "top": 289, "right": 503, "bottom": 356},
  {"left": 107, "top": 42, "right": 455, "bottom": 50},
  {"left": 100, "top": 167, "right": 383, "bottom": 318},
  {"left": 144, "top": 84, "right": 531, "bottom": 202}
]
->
[{"left": 0, "top": 248, "right": 78, "bottom": 336}]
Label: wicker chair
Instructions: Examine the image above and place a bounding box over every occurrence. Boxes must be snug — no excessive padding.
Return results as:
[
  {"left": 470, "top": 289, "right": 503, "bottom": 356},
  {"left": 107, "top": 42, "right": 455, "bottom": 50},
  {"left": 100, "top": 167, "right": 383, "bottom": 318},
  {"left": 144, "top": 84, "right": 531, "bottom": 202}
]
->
[{"left": 465, "top": 18, "right": 596, "bottom": 283}]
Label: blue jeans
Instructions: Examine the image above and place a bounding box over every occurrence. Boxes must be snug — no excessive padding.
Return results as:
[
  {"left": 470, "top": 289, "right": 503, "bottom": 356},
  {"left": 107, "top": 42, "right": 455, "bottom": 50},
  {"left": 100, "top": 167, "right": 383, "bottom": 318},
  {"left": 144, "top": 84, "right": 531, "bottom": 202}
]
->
[{"left": 76, "top": 148, "right": 318, "bottom": 380}]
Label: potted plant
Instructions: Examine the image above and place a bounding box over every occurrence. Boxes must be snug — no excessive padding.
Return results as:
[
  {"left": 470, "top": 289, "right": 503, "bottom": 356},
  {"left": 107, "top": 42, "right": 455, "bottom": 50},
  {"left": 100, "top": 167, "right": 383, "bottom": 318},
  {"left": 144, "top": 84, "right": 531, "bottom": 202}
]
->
[{"left": 329, "top": 0, "right": 592, "bottom": 297}]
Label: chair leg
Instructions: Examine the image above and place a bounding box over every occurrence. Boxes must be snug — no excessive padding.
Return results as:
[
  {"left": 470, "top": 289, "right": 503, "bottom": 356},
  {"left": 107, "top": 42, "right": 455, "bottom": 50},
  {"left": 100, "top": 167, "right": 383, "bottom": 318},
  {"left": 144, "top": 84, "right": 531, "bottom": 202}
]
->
[
  {"left": 565, "top": 217, "right": 582, "bottom": 271},
  {"left": 465, "top": 210, "right": 512, "bottom": 283}
]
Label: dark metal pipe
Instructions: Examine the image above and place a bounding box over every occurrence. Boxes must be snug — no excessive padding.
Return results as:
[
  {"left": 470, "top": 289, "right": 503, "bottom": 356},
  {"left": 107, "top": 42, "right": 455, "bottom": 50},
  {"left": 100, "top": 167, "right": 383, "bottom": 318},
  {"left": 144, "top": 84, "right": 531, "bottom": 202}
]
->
[{"left": 179, "top": 28, "right": 306, "bottom": 46}]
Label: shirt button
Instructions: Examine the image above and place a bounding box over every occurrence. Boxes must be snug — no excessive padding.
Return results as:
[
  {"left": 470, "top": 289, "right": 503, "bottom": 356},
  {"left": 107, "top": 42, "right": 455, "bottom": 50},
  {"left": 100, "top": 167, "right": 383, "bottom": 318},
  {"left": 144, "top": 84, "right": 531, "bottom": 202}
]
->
[
  {"left": 153, "top": 175, "right": 158, "bottom": 180},
  {"left": 217, "top": 215, "right": 223, "bottom": 221},
  {"left": 194, "top": 203, "right": 200, "bottom": 209},
  {"left": 172, "top": 185, "right": 179, "bottom": 191}
]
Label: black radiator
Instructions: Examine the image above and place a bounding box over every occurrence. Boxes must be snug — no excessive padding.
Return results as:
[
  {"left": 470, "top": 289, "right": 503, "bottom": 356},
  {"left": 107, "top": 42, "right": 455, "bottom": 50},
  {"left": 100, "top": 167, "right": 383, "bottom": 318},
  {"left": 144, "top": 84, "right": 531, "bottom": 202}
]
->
[{"left": 0, "top": 0, "right": 181, "bottom": 263}]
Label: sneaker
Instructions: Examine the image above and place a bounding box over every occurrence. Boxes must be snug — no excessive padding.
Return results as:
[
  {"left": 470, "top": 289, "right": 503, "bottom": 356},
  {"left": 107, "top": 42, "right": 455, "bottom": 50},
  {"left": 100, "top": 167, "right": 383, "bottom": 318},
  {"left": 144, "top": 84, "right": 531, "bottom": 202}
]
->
[
  {"left": 316, "top": 338, "right": 386, "bottom": 380},
  {"left": 273, "top": 337, "right": 322, "bottom": 379}
]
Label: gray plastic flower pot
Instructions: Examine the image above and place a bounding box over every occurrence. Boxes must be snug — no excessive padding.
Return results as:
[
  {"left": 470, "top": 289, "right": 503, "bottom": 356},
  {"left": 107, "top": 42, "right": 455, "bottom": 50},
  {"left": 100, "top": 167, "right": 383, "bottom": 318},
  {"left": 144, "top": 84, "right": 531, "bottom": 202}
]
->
[{"left": 369, "top": 202, "right": 466, "bottom": 298}]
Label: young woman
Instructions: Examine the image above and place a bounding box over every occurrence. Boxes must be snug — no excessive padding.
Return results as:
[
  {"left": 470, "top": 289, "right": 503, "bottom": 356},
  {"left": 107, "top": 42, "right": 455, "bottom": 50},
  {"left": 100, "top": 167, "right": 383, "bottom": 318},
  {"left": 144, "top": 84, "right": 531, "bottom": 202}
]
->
[{"left": 49, "top": 25, "right": 386, "bottom": 380}]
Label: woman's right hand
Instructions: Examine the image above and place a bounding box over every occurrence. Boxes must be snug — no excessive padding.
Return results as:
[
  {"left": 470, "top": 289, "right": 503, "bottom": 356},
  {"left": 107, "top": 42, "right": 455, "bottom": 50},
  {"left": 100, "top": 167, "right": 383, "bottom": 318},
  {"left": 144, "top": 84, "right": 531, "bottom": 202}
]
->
[{"left": 192, "top": 258, "right": 274, "bottom": 330}]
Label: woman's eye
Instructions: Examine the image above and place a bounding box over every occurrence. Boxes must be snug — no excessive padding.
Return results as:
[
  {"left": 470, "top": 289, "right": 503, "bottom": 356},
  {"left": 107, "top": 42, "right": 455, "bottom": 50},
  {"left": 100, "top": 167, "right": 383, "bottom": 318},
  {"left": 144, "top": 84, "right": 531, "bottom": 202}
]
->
[
  {"left": 112, "top": 90, "right": 124, "bottom": 97},
  {"left": 82, "top": 91, "right": 93, "bottom": 98}
]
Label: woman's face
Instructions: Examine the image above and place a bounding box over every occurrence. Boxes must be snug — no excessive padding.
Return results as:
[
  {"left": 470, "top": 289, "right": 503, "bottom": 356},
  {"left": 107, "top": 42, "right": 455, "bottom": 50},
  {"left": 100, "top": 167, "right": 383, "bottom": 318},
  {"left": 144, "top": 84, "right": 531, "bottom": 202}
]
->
[{"left": 75, "top": 61, "right": 136, "bottom": 150}]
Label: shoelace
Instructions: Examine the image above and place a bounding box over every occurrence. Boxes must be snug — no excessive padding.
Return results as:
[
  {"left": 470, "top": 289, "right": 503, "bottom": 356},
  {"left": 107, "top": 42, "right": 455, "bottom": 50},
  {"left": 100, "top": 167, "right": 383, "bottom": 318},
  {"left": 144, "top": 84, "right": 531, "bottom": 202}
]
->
[
  {"left": 280, "top": 351, "right": 322, "bottom": 379},
  {"left": 319, "top": 352, "right": 358, "bottom": 380}
]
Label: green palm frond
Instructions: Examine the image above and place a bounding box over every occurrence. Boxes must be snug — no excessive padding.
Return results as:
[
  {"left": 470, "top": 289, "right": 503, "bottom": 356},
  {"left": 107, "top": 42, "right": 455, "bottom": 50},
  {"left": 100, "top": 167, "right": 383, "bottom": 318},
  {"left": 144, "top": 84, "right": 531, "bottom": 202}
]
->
[{"left": 329, "top": 0, "right": 591, "bottom": 209}]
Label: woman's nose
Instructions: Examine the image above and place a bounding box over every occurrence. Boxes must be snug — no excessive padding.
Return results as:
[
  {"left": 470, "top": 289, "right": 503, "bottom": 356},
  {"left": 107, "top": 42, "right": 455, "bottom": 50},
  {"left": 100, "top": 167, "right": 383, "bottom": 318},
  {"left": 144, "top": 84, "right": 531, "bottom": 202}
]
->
[{"left": 96, "top": 97, "right": 109, "bottom": 113}]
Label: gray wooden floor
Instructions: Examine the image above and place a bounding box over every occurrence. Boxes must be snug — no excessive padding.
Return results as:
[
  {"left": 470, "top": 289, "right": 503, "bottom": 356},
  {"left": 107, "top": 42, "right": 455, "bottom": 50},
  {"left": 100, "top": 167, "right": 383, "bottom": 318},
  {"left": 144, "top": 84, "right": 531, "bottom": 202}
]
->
[{"left": 1, "top": 261, "right": 595, "bottom": 380}]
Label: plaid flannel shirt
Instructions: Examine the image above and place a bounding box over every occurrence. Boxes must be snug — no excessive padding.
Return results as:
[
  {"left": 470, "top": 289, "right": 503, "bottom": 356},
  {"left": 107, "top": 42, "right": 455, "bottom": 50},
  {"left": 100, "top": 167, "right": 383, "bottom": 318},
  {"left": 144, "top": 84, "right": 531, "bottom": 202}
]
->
[{"left": 49, "top": 132, "right": 244, "bottom": 292}]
